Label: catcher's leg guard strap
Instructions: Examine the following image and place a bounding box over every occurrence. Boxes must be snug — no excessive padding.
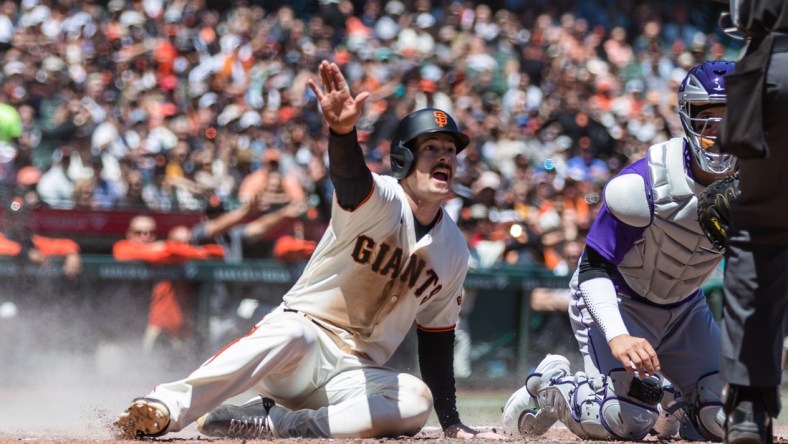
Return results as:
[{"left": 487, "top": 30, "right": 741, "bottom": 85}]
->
[
  {"left": 652, "top": 384, "right": 681, "bottom": 439},
  {"left": 537, "top": 372, "right": 660, "bottom": 441},
  {"left": 537, "top": 377, "right": 610, "bottom": 440}
]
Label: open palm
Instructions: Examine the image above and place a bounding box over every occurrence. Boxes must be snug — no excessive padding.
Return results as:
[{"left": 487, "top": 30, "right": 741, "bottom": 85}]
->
[{"left": 307, "top": 61, "right": 369, "bottom": 135}]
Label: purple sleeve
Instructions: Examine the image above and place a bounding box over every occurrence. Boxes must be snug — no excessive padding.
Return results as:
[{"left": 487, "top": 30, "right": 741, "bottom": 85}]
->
[{"left": 584, "top": 158, "right": 652, "bottom": 266}]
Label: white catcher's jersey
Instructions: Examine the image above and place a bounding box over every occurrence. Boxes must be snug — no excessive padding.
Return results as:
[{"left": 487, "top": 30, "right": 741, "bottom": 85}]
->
[{"left": 282, "top": 173, "right": 469, "bottom": 364}]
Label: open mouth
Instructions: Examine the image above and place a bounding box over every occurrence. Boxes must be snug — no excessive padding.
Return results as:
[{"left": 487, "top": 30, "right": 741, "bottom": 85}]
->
[{"left": 431, "top": 167, "right": 451, "bottom": 183}]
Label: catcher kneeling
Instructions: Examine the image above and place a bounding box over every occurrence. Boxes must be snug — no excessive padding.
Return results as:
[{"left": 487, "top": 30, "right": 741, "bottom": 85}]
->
[
  {"left": 504, "top": 355, "right": 725, "bottom": 441},
  {"left": 504, "top": 60, "right": 740, "bottom": 441}
]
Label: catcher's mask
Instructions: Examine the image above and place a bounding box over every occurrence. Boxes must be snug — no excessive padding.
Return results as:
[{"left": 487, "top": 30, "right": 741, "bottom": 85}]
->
[
  {"left": 390, "top": 108, "right": 469, "bottom": 179},
  {"left": 678, "top": 60, "right": 738, "bottom": 175}
]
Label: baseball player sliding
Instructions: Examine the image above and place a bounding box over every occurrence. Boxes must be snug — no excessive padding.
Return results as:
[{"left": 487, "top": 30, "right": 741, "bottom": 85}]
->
[
  {"left": 114, "top": 60, "right": 504, "bottom": 440},
  {"left": 502, "top": 60, "right": 739, "bottom": 442}
]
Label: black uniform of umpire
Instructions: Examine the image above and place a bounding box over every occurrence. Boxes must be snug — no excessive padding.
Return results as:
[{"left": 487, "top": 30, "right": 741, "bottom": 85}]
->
[{"left": 718, "top": 1, "right": 788, "bottom": 443}]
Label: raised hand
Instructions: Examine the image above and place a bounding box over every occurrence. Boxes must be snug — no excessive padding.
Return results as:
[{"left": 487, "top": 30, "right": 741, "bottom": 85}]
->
[{"left": 306, "top": 60, "right": 369, "bottom": 135}]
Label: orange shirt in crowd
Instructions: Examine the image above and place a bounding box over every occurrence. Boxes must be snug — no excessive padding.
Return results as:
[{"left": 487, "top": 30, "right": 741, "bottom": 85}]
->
[
  {"left": 0, "top": 233, "right": 21, "bottom": 256},
  {"left": 112, "top": 239, "right": 223, "bottom": 265},
  {"left": 32, "top": 235, "right": 80, "bottom": 256},
  {"left": 149, "top": 280, "right": 195, "bottom": 337},
  {"left": 113, "top": 239, "right": 224, "bottom": 337},
  {"left": 0, "top": 233, "right": 80, "bottom": 257},
  {"left": 543, "top": 246, "right": 563, "bottom": 271},
  {"left": 273, "top": 235, "right": 316, "bottom": 263}
]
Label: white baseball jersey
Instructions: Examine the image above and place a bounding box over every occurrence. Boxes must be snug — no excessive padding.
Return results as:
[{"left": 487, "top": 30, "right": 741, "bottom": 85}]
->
[
  {"left": 145, "top": 172, "right": 470, "bottom": 437},
  {"left": 283, "top": 172, "right": 469, "bottom": 364}
]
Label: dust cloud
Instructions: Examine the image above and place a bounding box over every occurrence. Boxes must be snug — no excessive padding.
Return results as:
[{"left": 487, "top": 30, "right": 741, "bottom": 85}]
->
[{"left": 0, "top": 277, "right": 216, "bottom": 440}]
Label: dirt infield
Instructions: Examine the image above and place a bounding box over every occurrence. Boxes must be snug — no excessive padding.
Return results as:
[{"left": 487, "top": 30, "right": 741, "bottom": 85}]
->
[
  {"left": 2, "top": 347, "right": 787, "bottom": 443},
  {"left": 2, "top": 377, "right": 788, "bottom": 444},
  {"left": 2, "top": 425, "right": 788, "bottom": 444}
]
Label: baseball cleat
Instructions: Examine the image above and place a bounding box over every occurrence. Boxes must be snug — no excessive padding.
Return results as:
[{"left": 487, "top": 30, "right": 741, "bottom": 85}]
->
[
  {"left": 502, "top": 385, "right": 534, "bottom": 434},
  {"left": 502, "top": 354, "right": 570, "bottom": 437},
  {"left": 197, "top": 396, "right": 276, "bottom": 439},
  {"left": 518, "top": 409, "right": 558, "bottom": 436},
  {"left": 114, "top": 397, "right": 170, "bottom": 439},
  {"left": 502, "top": 385, "right": 555, "bottom": 436}
]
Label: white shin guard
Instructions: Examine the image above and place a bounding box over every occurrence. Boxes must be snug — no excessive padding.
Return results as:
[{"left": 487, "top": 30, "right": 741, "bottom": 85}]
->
[{"left": 536, "top": 370, "right": 663, "bottom": 441}]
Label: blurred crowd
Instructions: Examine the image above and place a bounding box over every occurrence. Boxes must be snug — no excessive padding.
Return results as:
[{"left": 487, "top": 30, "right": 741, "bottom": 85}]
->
[{"left": 0, "top": 0, "right": 742, "bottom": 271}]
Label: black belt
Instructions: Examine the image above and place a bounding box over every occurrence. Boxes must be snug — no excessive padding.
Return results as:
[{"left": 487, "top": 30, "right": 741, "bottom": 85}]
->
[{"left": 772, "top": 34, "right": 788, "bottom": 53}]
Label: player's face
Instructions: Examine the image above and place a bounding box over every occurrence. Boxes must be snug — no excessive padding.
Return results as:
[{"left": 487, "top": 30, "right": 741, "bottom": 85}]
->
[
  {"left": 691, "top": 105, "right": 724, "bottom": 150},
  {"left": 406, "top": 133, "right": 457, "bottom": 199}
]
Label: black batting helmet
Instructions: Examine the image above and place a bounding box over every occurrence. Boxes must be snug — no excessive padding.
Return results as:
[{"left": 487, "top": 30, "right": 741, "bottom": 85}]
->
[{"left": 390, "top": 108, "right": 469, "bottom": 179}]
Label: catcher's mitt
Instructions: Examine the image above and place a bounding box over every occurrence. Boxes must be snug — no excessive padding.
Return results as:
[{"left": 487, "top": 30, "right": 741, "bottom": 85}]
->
[{"left": 697, "top": 174, "right": 740, "bottom": 253}]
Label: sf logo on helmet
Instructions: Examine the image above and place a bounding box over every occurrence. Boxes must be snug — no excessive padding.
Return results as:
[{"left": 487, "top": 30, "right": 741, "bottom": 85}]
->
[{"left": 433, "top": 111, "right": 449, "bottom": 127}]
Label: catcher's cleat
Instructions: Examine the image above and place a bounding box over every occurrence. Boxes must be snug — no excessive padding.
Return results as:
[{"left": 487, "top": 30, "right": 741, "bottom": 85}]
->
[
  {"left": 518, "top": 408, "right": 559, "bottom": 437},
  {"left": 197, "top": 396, "right": 276, "bottom": 439},
  {"left": 114, "top": 398, "right": 170, "bottom": 439},
  {"left": 502, "top": 354, "right": 570, "bottom": 437},
  {"left": 502, "top": 385, "right": 555, "bottom": 436},
  {"left": 502, "top": 385, "right": 534, "bottom": 434}
]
